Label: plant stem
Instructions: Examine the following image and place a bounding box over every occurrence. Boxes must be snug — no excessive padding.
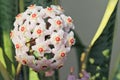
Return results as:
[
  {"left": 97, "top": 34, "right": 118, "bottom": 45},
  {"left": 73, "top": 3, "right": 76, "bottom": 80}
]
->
[
  {"left": 15, "top": 63, "right": 22, "bottom": 80},
  {"left": 19, "top": 0, "right": 24, "bottom": 12},
  {"left": 16, "top": 63, "right": 22, "bottom": 75}
]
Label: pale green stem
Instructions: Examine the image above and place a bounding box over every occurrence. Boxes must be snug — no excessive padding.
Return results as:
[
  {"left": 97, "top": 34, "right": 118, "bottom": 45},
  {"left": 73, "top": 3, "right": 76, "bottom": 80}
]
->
[
  {"left": 19, "top": 0, "right": 24, "bottom": 12},
  {"left": 16, "top": 63, "right": 22, "bottom": 76}
]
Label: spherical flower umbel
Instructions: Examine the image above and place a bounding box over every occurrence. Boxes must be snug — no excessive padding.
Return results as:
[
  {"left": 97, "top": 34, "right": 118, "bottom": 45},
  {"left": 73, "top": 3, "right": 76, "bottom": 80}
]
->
[{"left": 10, "top": 4, "right": 75, "bottom": 72}]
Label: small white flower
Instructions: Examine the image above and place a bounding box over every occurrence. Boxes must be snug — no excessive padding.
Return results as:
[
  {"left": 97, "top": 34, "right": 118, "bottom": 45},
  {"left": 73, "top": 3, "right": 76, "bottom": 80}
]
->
[
  {"left": 14, "top": 13, "right": 23, "bottom": 26},
  {"left": 19, "top": 24, "right": 32, "bottom": 40},
  {"left": 32, "top": 23, "right": 46, "bottom": 38},
  {"left": 66, "top": 31, "right": 75, "bottom": 47},
  {"left": 61, "top": 14, "right": 74, "bottom": 31},
  {"left": 45, "top": 7, "right": 56, "bottom": 18},
  {"left": 48, "top": 16, "right": 63, "bottom": 31},
  {"left": 51, "top": 5, "right": 63, "bottom": 15},
  {"left": 27, "top": 4, "right": 36, "bottom": 10},
  {"left": 52, "top": 45, "right": 70, "bottom": 60},
  {"left": 10, "top": 28, "right": 19, "bottom": 39},
  {"left": 32, "top": 42, "right": 51, "bottom": 56},
  {"left": 15, "top": 45, "right": 29, "bottom": 55},
  {"left": 39, "top": 9, "right": 47, "bottom": 18},
  {"left": 15, "top": 55, "right": 27, "bottom": 65},
  {"left": 31, "top": 58, "right": 51, "bottom": 71},
  {"left": 25, "top": 19, "right": 36, "bottom": 31},
  {"left": 50, "top": 30, "right": 64, "bottom": 45}
]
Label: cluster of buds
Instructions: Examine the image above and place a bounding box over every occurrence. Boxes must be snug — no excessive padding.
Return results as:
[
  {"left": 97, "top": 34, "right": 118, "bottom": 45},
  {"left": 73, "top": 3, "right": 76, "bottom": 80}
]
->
[{"left": 10, "top": 4, "right": 75, "bottom": 72}]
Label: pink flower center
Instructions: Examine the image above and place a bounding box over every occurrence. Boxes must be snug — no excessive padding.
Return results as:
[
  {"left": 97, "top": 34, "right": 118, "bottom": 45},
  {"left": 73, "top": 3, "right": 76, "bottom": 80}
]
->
[
  {"left": 20, "top": 26, "right": 25, "bottom": 32},
  {"left": 55, "top": 37, "right": 61, "bottom": 42},
  {"left": 15, "top": 44, "right": 20, "bottom": 49},
  {"left": 70, "top": 38, "right": 74, "bottom": 44},
  {"left": 32, "top": 13, "right": 37, "bottom": 18},
  {"left": 56, "top": 20, "right": 62, "bottom": 25},
  {"left": 37, "top": 29, "right": 42, "bottom": 34},
  {"left": 39, "top": 47, "right": 44, "bottom": 53},
  {"left": 47, "top": 7, "right": 52, "bottom": 11},
  {"left": 61, "top": 52, "right": 65, "bottom": 57},
  {"left": 67, "top": 17, "right": 72, "bottom": 23}
]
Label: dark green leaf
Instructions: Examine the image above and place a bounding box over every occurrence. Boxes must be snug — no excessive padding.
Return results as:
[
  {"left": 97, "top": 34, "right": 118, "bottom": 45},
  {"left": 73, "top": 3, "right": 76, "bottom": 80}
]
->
[
  {"left": 24, "top": 0, "right": 60, "bottom": 9},
  {"left": 0, "top": 0, "right": 18, "bottom": 78},
  {"left": 113, "top": 60, "right": 120, "bottom": 80},
  {"left": 86, "top": 2, "right": 118, "bottom": 80}
]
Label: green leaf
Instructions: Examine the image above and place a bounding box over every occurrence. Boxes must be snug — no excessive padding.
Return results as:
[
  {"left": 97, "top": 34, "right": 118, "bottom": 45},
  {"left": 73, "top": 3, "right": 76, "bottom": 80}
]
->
[
  {"left": 0, "top": 47, "right": 6, "bottom": 67},
  {"left": 29, "top": 69, "right": 39, "bottom": 80},
  {"left": 0, "top": 73, "right": 4, "bottom": 80},
  {"left": 23, "top": 66, "right": 30, "bottom": 80},
  {"left": 113, "top": 60, "right": 120, "bottom": 80},
  {"left": 90, "top": 0, "right": 118, "bottom": 47},
  {"left": 0, "top": 61, "right": 12, "bottom": 80},
  {"left": 86, "top": 0, "right": 119, "bottom": 80},
  {"left": 24, "top": 0, "right": 60, "bottom": 9},
  {"left": 0, "top": 0, "right": 18, "bottom": 78}
]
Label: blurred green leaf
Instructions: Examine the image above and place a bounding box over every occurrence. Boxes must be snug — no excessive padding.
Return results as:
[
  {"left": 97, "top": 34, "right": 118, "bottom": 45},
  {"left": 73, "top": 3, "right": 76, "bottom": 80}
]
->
[
  {"left": 24, "top": 0, "right": 60, "bottom": 9},
  {"left": 23, "top": 66, "right": 29, "bottom": 80},
  {"left": 90, "top": 0, "right": 118, "bottom": 47},
  {"left": 0, "top": 61, "right": 12, "bottom": 80},
  {"left": 0, "top": 0, "right": 18, "bottom": 79},
  {"left": 113, "top": 60, "right": 120, "bottom": 80},
  {"left": 29, "top": 69, "right": 39, "bottom": 80},
  {"left": 0, "top": 47, "right": 6, "bottom": 67},
  {"left": 0, "top": 73, "right": 4, "bottom": 80},
  {"left": 86, "top": 0, "right": 119, "bottom": 80}
]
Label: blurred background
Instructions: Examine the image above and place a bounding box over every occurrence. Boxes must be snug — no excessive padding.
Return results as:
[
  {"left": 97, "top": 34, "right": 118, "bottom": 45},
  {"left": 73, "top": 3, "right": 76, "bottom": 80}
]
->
[
  {"left": 60, "top": 0, "right": 120, "bottom": 80},
  {"left": 0, "top": 0, "right": 120, "bottom": 80}
]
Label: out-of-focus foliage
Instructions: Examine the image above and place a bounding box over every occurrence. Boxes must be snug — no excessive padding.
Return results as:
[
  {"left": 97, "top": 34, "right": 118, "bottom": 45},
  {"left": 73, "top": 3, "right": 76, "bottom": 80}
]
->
[
  {"left": 86, "top": 0, "right": 119, "bottom": 80},
  {"left": 113, "top": 60, "right": 120, "bottom": 80},
  {"left": 24, "top": 0, "right": 59, "bottom": 8},
  {"left": 0, "top": 0, "right": 18, "bottom": 79}
]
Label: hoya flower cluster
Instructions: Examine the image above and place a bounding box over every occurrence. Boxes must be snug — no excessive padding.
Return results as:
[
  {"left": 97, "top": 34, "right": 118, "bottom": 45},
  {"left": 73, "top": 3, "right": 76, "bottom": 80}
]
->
[{"left": 10, "top": 4, "right": 75, "bottom": 72}]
